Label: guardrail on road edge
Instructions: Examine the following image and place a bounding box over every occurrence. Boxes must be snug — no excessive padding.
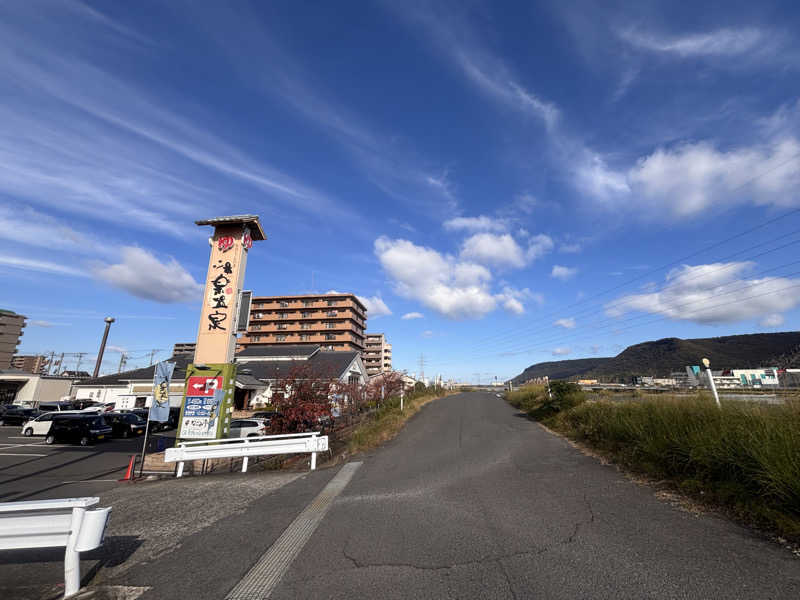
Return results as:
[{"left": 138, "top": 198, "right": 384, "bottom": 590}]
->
[{"left": 164, "top": 432, "right": 329, "bottom": 477}]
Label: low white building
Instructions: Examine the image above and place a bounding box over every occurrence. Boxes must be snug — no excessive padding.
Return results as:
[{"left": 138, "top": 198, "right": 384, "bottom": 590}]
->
[
  {"left": 0, "top": 371, "right": 74, "bottom": 406},
  {"left": 731, "top": 368, "right": 780, "bottom": 388}
]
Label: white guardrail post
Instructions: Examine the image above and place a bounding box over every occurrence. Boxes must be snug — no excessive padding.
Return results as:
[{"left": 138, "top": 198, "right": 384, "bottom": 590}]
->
[
  {"left": 0, "top": 497, "right": 111, "bottom": 599},
  {"left": 166, "top": 432, "right": 328, "bottom": 478}
]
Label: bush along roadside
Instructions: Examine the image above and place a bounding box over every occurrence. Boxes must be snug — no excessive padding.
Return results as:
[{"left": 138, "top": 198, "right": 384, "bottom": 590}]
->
[
  {"left": 508, "top": 384, "right": 800, "bottom": 542},
  {"left": 347, "top": 386, "right": 449, "bottom": 454}
]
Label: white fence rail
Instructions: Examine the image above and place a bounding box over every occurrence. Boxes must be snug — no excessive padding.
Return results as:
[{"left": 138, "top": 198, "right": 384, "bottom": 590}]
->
[
  {"left": 165, "top": 432, "right": 329, "bottom": 477},
  {"left": 0, "top": 497, "right": 111, "bottom": 598}
]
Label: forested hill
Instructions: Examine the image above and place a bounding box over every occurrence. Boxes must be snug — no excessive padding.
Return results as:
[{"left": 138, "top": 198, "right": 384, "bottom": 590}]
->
[{"left": 511, "top": 332, "right": 800, "bottom": 383}]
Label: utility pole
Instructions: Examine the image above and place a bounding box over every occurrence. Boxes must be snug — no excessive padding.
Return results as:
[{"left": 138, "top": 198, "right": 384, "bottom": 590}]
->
[
  {"left": 117, "top": 353, "right": 127, "bottom": 373},
  {"left": 418, "top": 354, "right": 426, "bottom": 385},
  {"left": 148, "top": 349, "right": 159, "bottom": 366},
  {"left": 74, "top": 352, "right": 86, "bottom": 374},
  {"left": 55, "top": 353, "right": 64, "bottom": 376},
  {"left": 92, "top": 317, "right": 115, "bottom": 378},
  {"left": 46, "top": 351, "right": 55, "bottom": 375}
]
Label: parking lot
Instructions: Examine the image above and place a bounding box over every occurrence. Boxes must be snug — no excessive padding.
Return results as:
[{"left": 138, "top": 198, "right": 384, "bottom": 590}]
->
[{"left": 0, "top": 422, "right": 175, "bottom": 502}]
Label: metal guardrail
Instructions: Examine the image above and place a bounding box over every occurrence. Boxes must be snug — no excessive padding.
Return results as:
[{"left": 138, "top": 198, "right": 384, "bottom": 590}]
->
[
  {"left": 0, "top": 497, "right": 111, "bottom": 598},
  {"left": 165, "top": 432, "right": 329, "bottom": 477}
]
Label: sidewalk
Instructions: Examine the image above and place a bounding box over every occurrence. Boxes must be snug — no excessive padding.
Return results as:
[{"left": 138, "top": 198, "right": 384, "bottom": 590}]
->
[{"left": 0, "top": 468, "right": 320, "bottom": 600}]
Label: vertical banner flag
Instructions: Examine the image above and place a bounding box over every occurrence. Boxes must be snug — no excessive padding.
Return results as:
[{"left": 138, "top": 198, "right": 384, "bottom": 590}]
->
[{"left": 150, "top": 361, "right": 175, "bottom": 423}]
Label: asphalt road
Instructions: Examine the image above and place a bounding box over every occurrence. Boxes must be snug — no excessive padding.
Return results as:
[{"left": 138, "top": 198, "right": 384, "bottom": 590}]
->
[
  {"left": 0, "top": 422, "right": 173, "bottom": 502},
  {"left": 4, "top": 392, "right": 799, "bottom": 599},
  {"left": 265, "top": 391, "right": 800, "bottom": 599}
]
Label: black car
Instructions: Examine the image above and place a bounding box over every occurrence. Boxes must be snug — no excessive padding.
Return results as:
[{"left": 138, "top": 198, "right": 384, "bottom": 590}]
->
[
  {"left": 0, "top": 406, "right": 40, "bottom": 426},
  {"left": 45, "top": 415, "right": 112, "bottom": 446},
  {"left": 104, "top": 412, "right": 147, "bottom": 438}
]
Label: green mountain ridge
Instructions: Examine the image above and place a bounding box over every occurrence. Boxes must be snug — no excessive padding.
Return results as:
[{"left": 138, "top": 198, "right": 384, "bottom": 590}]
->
[{"left": 511, "top": 332, "right": 800, "bottom": 383}]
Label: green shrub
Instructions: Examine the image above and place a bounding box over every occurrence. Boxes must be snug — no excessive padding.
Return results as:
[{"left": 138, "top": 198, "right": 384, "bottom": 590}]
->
[{"left": 506, "top": 382, "right": 586, "bottom": 420}]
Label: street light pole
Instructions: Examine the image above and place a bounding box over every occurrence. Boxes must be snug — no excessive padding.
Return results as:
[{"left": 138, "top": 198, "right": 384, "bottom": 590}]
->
[
  {"left": 92, "top": 317, "right": 115, "bottom": 378},
  {"left": 702, "top": 357, "right": 721, "bottom": 408}
]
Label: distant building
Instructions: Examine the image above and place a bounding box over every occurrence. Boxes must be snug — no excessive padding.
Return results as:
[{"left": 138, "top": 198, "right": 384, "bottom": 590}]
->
[
  {"left": 11, "top": 354, "right": 48, "bottom": 374},
  {"left": 172, "top": 342, "right": 196, "bottom": 357},
  {"left": 239, "top": 293, "right": 367, "bottom": 353},
  {"left": 363, "top": 333, "right": 392, "bottom": 376},
  {"left": 0, "top": 310, "right": 26, "bottom": 370},
  {"left": 731, "top": 368, "right": 780, "bottom": 387},
  {"left": 0, "top": 372, "right": 74, "bottom": 406}
]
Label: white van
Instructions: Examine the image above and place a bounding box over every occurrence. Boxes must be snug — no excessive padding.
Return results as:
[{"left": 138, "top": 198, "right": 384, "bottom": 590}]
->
[{"left": 21, "top": 411, "right": 79, "bottom": 436}]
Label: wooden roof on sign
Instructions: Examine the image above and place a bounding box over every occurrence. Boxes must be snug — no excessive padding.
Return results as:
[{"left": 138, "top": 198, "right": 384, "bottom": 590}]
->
[{"left": 194, "top": 215, "right": 266, "bottom": 241}]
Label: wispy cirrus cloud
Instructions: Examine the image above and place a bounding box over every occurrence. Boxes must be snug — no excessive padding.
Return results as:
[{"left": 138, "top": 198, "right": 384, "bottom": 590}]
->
[
  {"left": 0, "top": 3, "right": 356, "bottom": 238},
  {"left": 402, "top": 312, "right": 424, "bottom": 320},
  {"left": 618, "top": 27, "right": 767, "bottom": 59},
  {"left": 0, "top": 254, "right": 89, "bottom": 278}
]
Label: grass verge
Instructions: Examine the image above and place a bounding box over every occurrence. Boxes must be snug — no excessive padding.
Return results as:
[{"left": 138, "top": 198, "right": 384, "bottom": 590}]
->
[
  {"left": 507, "top": 384, "right": 800, "bottom": 542},
  {"left": 347, "top": 389, "right": 449, "bottom": 454}
]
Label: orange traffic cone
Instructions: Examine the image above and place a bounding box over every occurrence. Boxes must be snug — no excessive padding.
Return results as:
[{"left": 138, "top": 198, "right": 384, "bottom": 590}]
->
[{"left": 119, "top": 455, "right": 136, "bottom": 481}]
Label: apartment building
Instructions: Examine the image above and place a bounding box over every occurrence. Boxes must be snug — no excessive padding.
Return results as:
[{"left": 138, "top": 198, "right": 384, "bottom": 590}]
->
[
  {"left": 363, "top": 332, "right": 392, "bottom": 376},
  {"left": 11, "top": 354, "right": 49, "bottom": 374},
  {"left": 172, "top": 342, "right": 196, "bottom": 358},
  {"left": 0, "top": 310, "right": 26, "bottom": 370},
  {"left": 238, "top": 294, "right": 367, "bottom": 352}
]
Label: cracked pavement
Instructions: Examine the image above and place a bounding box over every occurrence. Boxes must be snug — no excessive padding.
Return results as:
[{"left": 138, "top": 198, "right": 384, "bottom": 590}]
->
[
  {"left": 269, "top": 391, "right": 799, "bottom": 599},
  {"left": 10, "top": 391, "right": 797, "bottom": 598}
]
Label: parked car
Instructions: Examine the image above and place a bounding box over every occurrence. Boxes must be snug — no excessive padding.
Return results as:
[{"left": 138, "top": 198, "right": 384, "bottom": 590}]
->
[
  {"left": 21, "top": 411, "right": 81, "bottom": 436},
  {"left": 251, "top": 411, "right": 280, "bottom": 424},
  {"left": 0, "top": 406, "right": 40, "bottom": 426},
  {"left": 229, "top": 418, "right": 268, "bottom": 438},
  {"left": 45, "top": 415, "right": 112, "bottom": 446},
  {"left": 104, "top": 412, "right": 147, "bottom": 438},
  {"left": 38, "top": 401, "right": 77, "bottom": 413}
]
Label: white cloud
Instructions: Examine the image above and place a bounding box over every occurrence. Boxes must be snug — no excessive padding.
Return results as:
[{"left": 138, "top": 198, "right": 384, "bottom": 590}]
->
[
  {"left": 443, "top": 215, "right": 506, "bottom": 232},
  {"left": 526, "top": 234, "right": 555, "bottom": 261},
  {"left": 619, "top": 27, "right": 765, "bottom": 58},
  {"left": 358, "top": 295, "right": 392, "bottom": 318},
  {"left": 421, "top": 330, "right": 434, "bottom": 338},
  {"left": 559, "top": 243, "right": 582, "bottom": 254},
  {"left": 92, "top": 247, "right": 203, "bottom": 303},
  {"left": 761, "top": 314, "right": 784, "bottom": 328},
  {"left": 460, "top": 233, "right": 526, "bottom": 268},
  {"left": 29, "top": 320, "right": 55, "bottom": 328},
  {"left": 0, "top": 254, "right": 88, "bottom": 278},
  {"left": 626, "top": 138, "right": 800, "bottom": 218},
  {"left": 375, "top": 237, "right": 538, "bottom": 319},
  {"left": 551, "top": 265, "right": 578, "bottom": 281},
  {"left": 552, "top": 347, "right": 571, "bottom": 356},
  {"left": 402, "top": 312, "right": 424, "bottom": 320},
  {"left": 554, "top": 318, "right": 576, "bottom": 329},
  {"left": 106, "top": 345, "right": 128, "bottom": 354},
  {"left": 606, "top": 262, "right": 800, "bottom": 324},
  {"left": 459, "top": 232, "right": 553, "bottom": 269}
]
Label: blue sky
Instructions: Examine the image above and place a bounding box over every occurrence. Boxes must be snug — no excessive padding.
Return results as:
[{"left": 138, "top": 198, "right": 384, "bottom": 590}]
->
[{"left": 3, "top": 1, "right": 800, "bottom": 380}]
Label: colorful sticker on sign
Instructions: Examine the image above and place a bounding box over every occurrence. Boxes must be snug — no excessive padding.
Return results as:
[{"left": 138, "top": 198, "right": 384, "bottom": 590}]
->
[
  {"left": 187, "top": 376, "right": 222, "bottom": 397},
  {"left": 180, "top": 392, "right": 223, "bottom": 439}
]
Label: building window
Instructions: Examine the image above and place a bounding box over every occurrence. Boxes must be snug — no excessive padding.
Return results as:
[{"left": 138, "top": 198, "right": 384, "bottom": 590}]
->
[
  {"left": 277, "top": 323, "right": 287, "bottom": 330},
  {"left": 327, "top": 299, "right": 337, "bottom": 306},
  {"left": 279, "top": 301, "right": 289, "bottom": 307},
  {"left": 252, "top": 325, "right": 261, "bottom": 331},
  {"left": 300, "top": 334, "right": 310, "bottom": 341},
  {"left": 276, "top": 334, "right": 287, "bottom": 341},
  {"left": 326, "top": 322, "right": 336, "bottom": 329},
  {"left": 255, "top": 312, "right": 264, "bottom": 319},
  {"left": 301, "top": 323, "right": 311, "bottom": 330},
  {"left": 301, "top": 311, "right": 312, "bottom": 318},
  {"left": 325, "top": 333, "right": 336, "bottom": 340},
  {"left": 279, "top": 313, "right": 288, "bottom": 319},
  {"left": 326, "top": 310, "right": 337, "bottom": 317}
]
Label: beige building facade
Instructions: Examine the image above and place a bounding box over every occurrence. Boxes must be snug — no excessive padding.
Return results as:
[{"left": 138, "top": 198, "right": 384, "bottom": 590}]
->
[
  {"left": 363, "top": 332, "right": 392, "bottom": 376},
  {"left": 0, "top": 310, "right": 26, "bottom": 370},
  {"left": 11, "top": 354, "right": 48, "bottom": 374},
  {"left": 239, "top": 294, "right": 367, "bottom": 352}
]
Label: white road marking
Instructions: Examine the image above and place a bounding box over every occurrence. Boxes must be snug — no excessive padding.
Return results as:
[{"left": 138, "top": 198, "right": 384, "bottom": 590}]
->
[
  {"left": 61, "top": 479, "right": 119, "bottom": 483},
  {"left": 225, "top": 461, "right": 362, "bottom": 600},
  {"left": 0, "top": 453, "right": 48, "bottom": 457}
]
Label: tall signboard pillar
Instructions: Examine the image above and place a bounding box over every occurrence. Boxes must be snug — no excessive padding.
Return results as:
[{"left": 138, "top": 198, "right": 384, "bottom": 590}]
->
[{"left": 177, "top": 215, "right": 266, "bottom": 442}]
